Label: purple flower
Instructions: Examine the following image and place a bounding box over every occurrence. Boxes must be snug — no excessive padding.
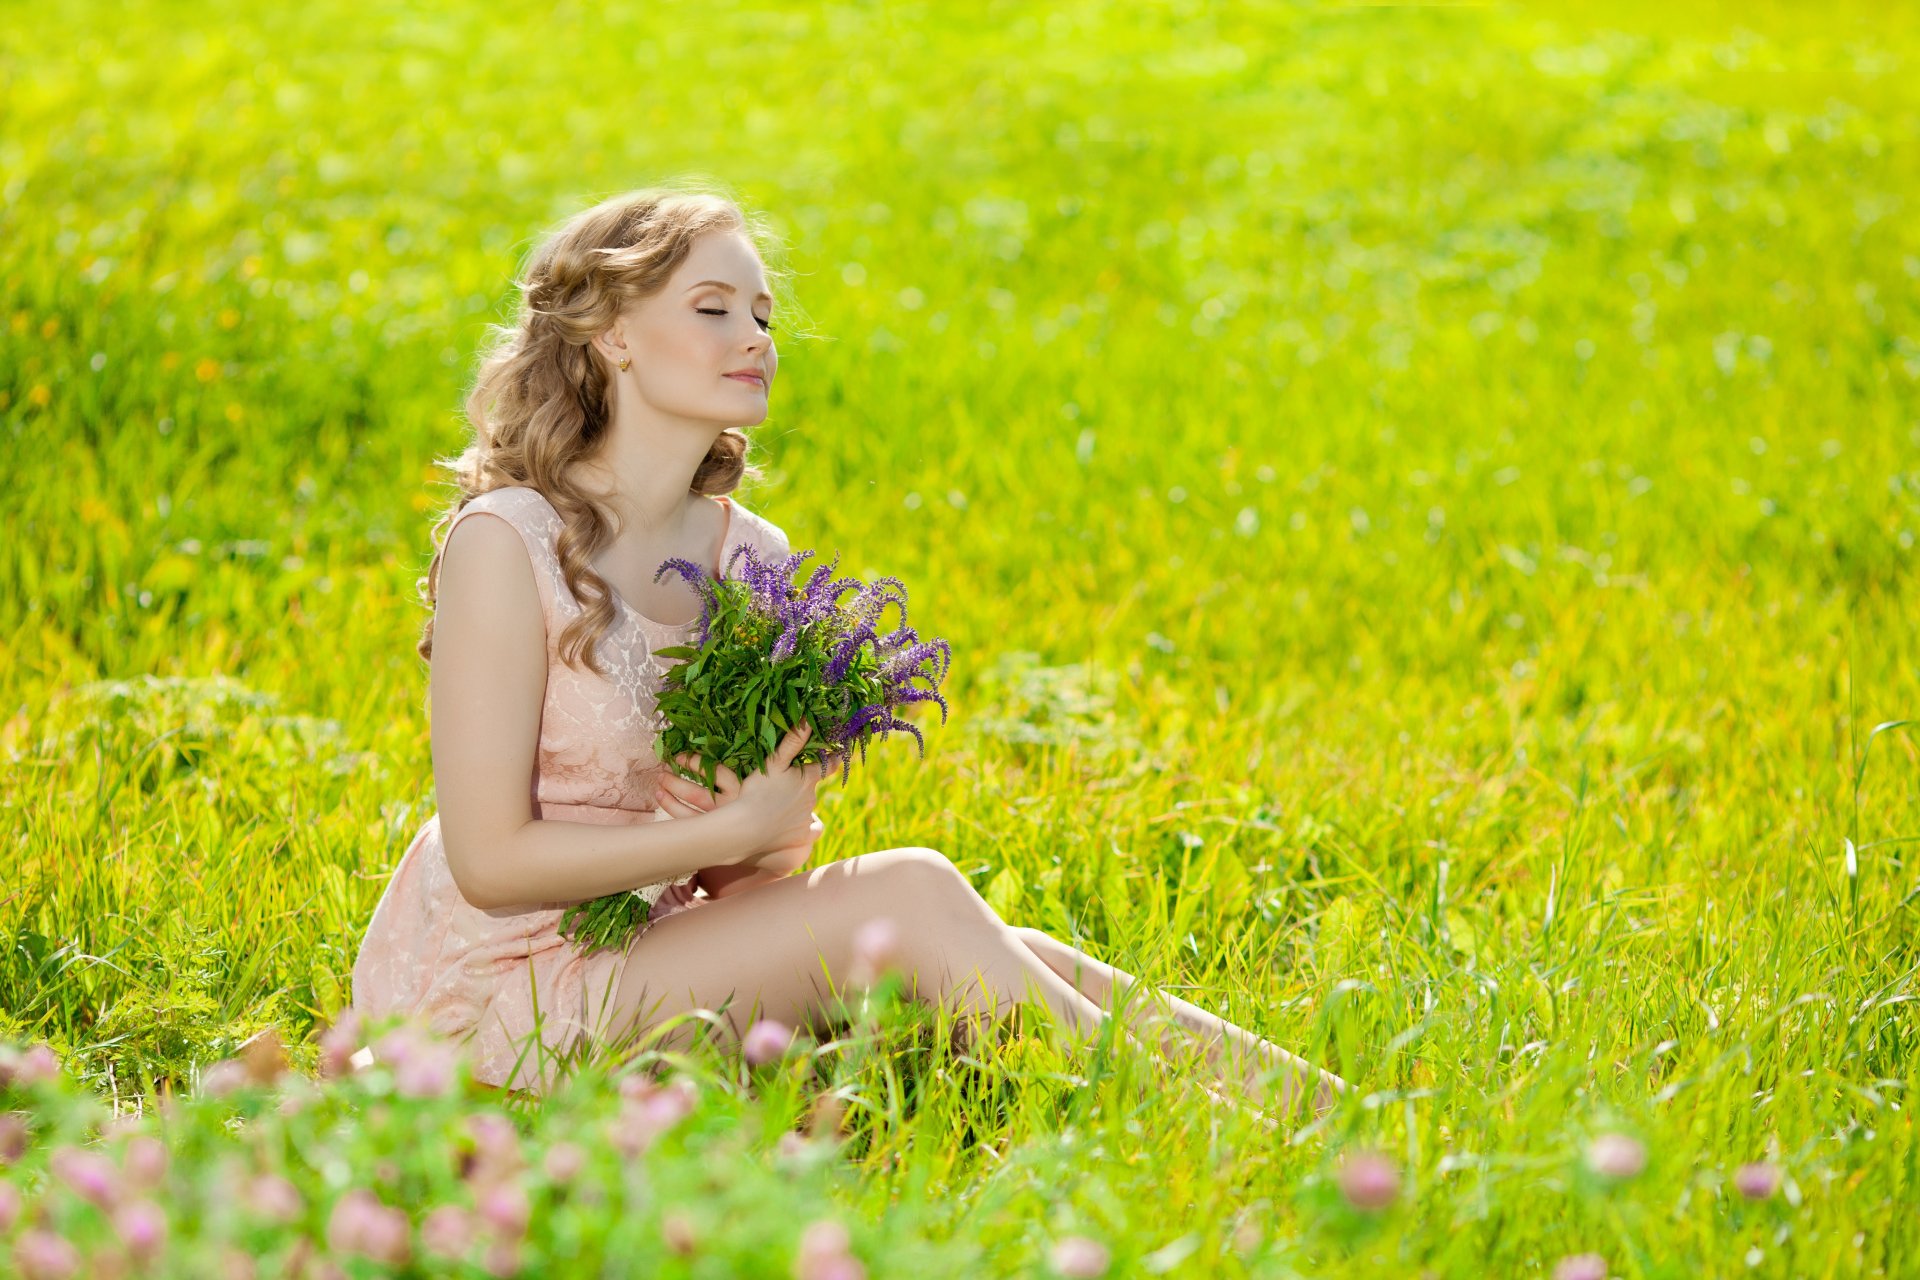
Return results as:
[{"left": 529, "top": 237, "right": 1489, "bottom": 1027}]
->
[
  {"left": 664, "top": 541, "right": 950, "bottom": 787},
  {"left": 824, "top": 620, "right": 880, "bottom": 684},
  {"left": 830, "top": 703, "right": 895, "bottom": 748},
  {"left": 653, "top": 557, "right": 720, "bottom": 640},
  {"left": 887, "top": 684, "right": 951, "bottom": 721}
]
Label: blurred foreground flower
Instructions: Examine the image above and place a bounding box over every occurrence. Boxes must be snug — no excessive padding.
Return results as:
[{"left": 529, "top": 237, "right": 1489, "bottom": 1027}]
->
[
  {"left": 0, "top": 1112, "right": 29, "bottom": 1164},
  {"left": 199, "top": 1058, "right": 249, "bottom": 1098},
  {"left": 318, "top": 1009, "right": 364, "bottom": 1079},
  {"left": 327, "top": 1188, "right": 411, "bottom": 1266},
  {"left": 850, "top": 916, "right": 902, "bottom": 986},
  {"left": 461, "top": 1111, "right": 526, "bottom": 1192},
  {"left": 608, "top": 1077, "right": 698, "bottom": 1157},
  {"left": 1554, "top": 1254, "right": 1608, "bottom": 1280},
  {"left": 237, "top": 1026, "right": 289, "bottom": 1086},
  {"left": 119, "top": 1134, "right": 167, "bottom": 1190},
  {"left": 662, "top": 1209, "right": 699, "bottom": 1257},
  {"left": 1734, "top": 1161, "right": 1781, "bottom": 1200},
  {"left": 479, "top": 1180, "right": 531, "bottom": 1241},
  {"left": 12, "top": 1229, "right": 81, "bottom": 1280},
  {"left": 562, "top": 543, "right": 951, "bottom": 955},
  {"left": 112, "top": 1198, "right": 167, "bottom": 1266},
  {"left": 242, "top": 1173, "right": 303, "bottom": 1225},
  {"left": 1048, "top": 1234, "right": 1111, "bottom": 1278},
  {"left": 1336, "top": 1151, "right": 1400, "bottom": 1211},
  {"left": 742, "top": 1018, "right": 799, "bottom": 1067},
  {"left": 0, "top": 1042, "right": 61, "bottom": 1090},
  {"left": 51, "top": 1145, "right": 121, "bottom": 1211},
  {"left": 797, "top": 1218, "right": 865, "bottom": 1280},
  {"left": 422, "top": 1205, "right": 477, "bottom": 1259},
  {"left": 1585, "top": 1133, "right": 1646, "bottom": 1181},
  {"left": 543, "top": 1140, "right": 586, "bottom": 1184},
  {"left": 395, "top": 1039, "right": 461, "bottom": 1098}
]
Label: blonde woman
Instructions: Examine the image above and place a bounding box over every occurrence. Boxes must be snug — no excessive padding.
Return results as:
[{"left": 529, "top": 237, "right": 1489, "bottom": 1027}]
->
[{"left": 349, "top": 184, "right": 1345, "bottom": 1117}]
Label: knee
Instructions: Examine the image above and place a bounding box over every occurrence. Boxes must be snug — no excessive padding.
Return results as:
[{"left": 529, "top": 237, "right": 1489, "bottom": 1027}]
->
[{"left": 860, "top": 846, "right": 983, "bottom": 918}]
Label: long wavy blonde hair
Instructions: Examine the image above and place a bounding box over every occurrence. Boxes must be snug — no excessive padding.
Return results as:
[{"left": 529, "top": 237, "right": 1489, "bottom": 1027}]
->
[{"left": 416, "top": 183, "right": 794, "bottom": 677}]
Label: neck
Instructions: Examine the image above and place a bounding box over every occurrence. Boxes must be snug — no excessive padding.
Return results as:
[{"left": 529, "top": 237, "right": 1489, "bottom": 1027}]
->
[{"left": 575, "top": 418, "right": 721, "bottom": 538}]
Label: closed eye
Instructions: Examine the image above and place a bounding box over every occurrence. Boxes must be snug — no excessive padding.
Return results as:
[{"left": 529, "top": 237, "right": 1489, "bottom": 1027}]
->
[{"left": 697, "top": 307, "right": 775, "bottom": 333}]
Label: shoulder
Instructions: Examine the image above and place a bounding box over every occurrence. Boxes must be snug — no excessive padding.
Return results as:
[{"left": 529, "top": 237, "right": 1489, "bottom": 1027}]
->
[
  {"left": 446, "top": 487, "right": 563, "bottom": 557},
  {"left": 441, "top": 488, "right": 561, "bottom": 607},
  {"left": 454, "top": 485, "right": 559, "bottom": 532},
  {"left": 724, "top": 496, "right": 791, "bottom": 560}
]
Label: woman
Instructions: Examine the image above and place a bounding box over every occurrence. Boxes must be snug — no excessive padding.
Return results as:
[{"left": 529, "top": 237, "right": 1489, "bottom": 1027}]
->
[{"left": 350, "top": 184, "right": 1345, "bottom": 1118}]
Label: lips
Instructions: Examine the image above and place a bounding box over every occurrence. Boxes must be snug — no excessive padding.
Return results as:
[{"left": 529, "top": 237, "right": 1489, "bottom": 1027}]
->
[{"left": 725, "top": 372, "right": 766, "bottom": 389}]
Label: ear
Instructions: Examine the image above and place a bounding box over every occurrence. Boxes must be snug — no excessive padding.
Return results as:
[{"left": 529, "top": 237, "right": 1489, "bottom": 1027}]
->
[{"left": 591, "top": 320, "right": 627, "bottom": 364}]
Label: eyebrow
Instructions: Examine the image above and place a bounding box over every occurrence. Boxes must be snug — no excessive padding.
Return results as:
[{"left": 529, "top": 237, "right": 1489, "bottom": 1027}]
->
[{"left": 685, "top": 280, "right": 773, "bottom": 303}]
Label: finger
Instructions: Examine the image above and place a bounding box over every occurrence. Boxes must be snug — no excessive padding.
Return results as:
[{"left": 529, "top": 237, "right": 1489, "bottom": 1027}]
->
[
  {"left": 773, "top": 723, "right": 813, "bottom": 769},
  {"left": 714, "top": 762, "right": 744, "bottom": 795},
  {"left": 656, "top": 793, "right": 695, "bottom": 819},
  {"left": 658, "top": 774, "right": 714, "bottom": 812}
]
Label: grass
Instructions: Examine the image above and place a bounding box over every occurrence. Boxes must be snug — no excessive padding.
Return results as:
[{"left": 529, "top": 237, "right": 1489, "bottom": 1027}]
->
[{"left": 3, "top": 0, "right": 1917, "bottom": 1275}]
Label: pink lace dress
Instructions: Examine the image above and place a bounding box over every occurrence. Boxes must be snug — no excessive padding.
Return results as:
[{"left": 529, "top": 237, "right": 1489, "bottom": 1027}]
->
[{"left": 350, "top": 484, "right": 791, "bottom": 1092}]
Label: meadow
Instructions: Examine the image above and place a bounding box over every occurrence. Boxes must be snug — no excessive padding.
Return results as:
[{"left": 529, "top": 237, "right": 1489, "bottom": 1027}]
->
[{"left": 3, "top": 0, "right": 1917, "bottom": 1275}]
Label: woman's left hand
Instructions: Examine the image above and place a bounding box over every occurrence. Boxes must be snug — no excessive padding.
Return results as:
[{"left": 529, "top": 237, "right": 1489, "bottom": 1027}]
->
[
  {"left": 657, "top": 755, "right": 744, "bottom": 816},
  {"left": 658, "top": 754, "right": 825, "bottom": 894}
]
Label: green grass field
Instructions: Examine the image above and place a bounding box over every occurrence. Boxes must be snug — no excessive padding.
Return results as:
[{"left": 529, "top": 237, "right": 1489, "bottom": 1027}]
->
[{"left": 3, "top": 1, "right": 1917, "bottom": 1275}]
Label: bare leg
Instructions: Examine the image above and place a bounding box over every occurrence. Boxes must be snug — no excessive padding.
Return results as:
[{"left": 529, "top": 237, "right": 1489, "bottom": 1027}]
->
[
  {"left": 1012, "top": 926, "right": 1346, "bottom": 1118},
  {"left": 586, "top": 848, "right": 1120, "bottom": 1069}
]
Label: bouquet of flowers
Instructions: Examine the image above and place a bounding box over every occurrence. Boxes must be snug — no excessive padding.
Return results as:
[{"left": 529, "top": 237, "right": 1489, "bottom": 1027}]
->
[{"left": 559, "top": 542, "right": 952, "bottom": 954}]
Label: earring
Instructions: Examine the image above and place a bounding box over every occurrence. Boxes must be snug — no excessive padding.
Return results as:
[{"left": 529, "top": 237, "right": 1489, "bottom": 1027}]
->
[{"left": 617, "top": 357, "right": 631, "bottom": 372}]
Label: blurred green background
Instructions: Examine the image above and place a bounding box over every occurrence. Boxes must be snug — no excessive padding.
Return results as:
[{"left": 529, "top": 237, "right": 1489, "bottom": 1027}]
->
[{"left": 3, "top": 0, "right": 1916, "bottom": 1272}]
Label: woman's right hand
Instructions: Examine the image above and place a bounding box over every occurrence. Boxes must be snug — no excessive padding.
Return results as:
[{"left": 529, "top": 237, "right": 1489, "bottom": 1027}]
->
[{"left": 734, "top": 723, "right": 825, "bottom": 864}]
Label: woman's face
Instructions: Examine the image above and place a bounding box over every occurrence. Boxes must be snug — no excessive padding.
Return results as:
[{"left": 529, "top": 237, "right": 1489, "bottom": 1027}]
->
[{"left": 604, "top": 230, "right": 777, "bottom": 430}]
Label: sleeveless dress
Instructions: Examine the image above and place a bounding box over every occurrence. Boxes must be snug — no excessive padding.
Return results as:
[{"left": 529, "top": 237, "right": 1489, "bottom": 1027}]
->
[{"left": 350, "top": 484, "right": 791, "bottom": 1093}]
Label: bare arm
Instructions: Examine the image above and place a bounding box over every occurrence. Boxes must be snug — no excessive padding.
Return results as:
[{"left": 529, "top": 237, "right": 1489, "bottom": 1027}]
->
[{"left": 429, "top": 511, "right": 765, "bottom": 911}]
